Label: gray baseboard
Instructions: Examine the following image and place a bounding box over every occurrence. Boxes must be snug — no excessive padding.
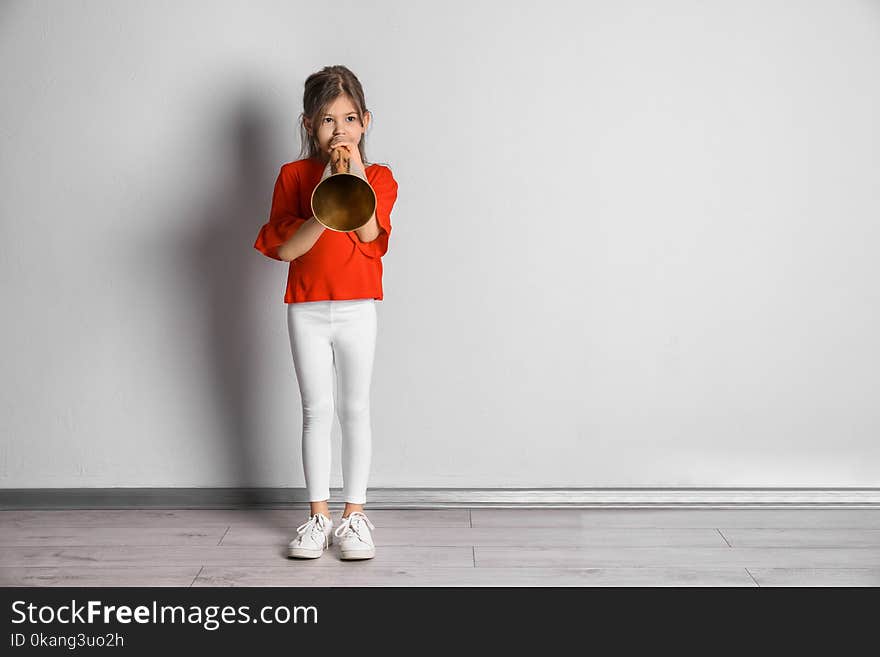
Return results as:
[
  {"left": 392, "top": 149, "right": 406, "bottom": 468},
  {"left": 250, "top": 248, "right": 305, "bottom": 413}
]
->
[{"left": 1, "top": 487, "right": 879, "bottom": 509}]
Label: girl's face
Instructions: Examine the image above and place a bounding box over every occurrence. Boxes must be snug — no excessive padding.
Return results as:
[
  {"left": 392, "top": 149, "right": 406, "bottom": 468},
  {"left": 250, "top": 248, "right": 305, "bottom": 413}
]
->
[{"left": 307, "top": 95, "right": 371, "bottom": 158}]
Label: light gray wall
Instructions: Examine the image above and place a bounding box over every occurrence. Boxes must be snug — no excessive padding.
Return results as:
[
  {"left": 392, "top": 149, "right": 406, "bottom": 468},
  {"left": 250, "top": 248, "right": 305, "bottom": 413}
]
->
[{"left": 2, "top": 0, "right": 878, "bottom": 489}]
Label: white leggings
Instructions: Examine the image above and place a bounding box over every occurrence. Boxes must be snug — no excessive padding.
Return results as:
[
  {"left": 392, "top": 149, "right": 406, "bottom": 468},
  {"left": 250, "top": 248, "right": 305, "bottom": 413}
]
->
[{"left": 287, "top": 298, "right": 377, "bottom": 504}]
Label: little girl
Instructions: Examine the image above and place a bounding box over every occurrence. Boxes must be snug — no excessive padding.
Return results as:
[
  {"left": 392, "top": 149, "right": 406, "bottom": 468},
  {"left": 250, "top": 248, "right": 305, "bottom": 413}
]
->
[{"left": 253, "top": 65, "right": 398, "bottom": 560}]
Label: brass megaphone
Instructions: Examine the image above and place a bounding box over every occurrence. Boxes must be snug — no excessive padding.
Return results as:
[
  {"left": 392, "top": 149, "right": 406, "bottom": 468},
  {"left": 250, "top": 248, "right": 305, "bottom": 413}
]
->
[{"left": 310, "top": 146, "right": 377, "bottom": 232}]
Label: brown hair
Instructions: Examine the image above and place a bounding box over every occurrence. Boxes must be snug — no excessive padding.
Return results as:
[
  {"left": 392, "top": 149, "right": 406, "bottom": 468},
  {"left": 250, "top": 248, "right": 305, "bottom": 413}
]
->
[{"left": 297, "top": 65, "right": 388, "bottom": 167}]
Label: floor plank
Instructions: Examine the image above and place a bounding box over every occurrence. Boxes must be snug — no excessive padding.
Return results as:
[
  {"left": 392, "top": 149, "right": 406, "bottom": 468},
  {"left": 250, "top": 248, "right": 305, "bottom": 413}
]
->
[
  {"left": 474, "top": 546, "right": 880, "bottom": 568},
  {"left": 0, "top": 527, "right": 227, "bottom": 547},
  {"left": 0, "top": 566, "right": 201, "bottom": 587},
  {"left": 219, "top": 526, "right": 728, "bottom": 547},
  {"left": 471, "top": 509, "right": 880, "bottom": 528},
  {"left": 0, "top": 508, "right": 469, "bottom": 529},
  {"left": 747, "top": 568, "right": 880, "bottom": 587},
  {"left": 193, "top": 566, "right": 756, "bottom": 587},
  {"left": 0, "top": 545, "right": 473, "bottom": 568},
  {"left": 720, "top": 528, "right": 880, "bottom": 548}
]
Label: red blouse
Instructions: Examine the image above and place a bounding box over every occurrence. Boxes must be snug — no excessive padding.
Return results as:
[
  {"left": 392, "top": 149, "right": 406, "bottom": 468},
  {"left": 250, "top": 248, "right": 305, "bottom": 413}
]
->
[{"left": 253, "top": 158, "right": 398, "bottom": 303}]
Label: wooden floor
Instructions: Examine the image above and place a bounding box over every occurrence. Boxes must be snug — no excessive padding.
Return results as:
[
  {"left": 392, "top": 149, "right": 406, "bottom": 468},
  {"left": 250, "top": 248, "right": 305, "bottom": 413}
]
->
[{"left": 2, "top": 508, "right": 880, "bottom": 586}]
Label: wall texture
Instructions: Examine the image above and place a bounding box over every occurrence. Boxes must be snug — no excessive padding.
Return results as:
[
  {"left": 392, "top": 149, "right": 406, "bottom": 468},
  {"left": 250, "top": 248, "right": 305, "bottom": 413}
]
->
[{"left": 1, "top": 0, "right": 878, "bottom": 489}]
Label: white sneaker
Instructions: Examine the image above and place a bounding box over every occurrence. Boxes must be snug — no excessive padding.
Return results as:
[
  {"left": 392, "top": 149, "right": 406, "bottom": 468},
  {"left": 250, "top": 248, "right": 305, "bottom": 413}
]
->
[
  {"left": 333, "top": 511, "right": 376, "bottom": 560},
  {"left": 288, "top": 513, "right": 333, "bottom": 559}
]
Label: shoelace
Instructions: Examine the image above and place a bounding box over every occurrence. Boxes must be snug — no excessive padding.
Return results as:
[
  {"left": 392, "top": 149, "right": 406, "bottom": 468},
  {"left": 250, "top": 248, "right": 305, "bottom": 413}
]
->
[
  {"left": 295, "top": 514, "right": 330, "bottom": 549},
  {"left": 333, "top": 511, "right": 375, "bottom": 542}
]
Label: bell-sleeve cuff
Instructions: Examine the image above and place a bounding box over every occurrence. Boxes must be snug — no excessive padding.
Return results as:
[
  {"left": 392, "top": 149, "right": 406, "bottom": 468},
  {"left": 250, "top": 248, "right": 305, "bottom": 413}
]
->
[
  {"left": 352, "top": 165, "right": 398, "bottom": 259},
  {"left": 253, "top": 165, "right": 309, "bottom": 261}
]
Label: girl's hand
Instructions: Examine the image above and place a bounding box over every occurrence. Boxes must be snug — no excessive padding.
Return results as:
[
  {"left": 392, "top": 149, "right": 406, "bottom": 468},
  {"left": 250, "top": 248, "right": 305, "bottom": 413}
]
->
[{"left": 328, "top": 135, "right": 365, "bottom": 172}]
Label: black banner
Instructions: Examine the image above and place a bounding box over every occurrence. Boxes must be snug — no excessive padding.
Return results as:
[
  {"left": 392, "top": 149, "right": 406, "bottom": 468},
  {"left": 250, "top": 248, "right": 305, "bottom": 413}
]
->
[{"left": 1, "top": 586, "right": 874, "bottom": 652}]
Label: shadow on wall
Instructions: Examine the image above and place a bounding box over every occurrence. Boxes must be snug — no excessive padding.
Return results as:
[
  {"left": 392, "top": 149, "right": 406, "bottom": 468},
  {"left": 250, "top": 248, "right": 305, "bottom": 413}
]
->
[{"left": 160, "top": 89, "right": 301, "bottom": 534}]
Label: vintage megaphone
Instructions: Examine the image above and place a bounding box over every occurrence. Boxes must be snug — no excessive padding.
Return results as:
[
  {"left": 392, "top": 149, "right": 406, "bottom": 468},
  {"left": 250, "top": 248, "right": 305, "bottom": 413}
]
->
[{"left": 310, "top": 146, "right": 377, "bottom": 232}]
